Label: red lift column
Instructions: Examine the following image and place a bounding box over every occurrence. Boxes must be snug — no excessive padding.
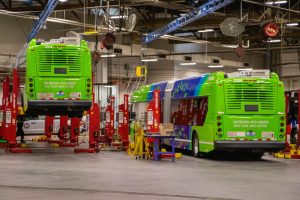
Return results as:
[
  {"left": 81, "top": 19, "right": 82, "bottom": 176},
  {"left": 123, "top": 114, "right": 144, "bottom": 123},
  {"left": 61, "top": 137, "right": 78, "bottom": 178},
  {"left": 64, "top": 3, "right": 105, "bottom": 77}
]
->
[
  {"left": 0, "top": 76, "right": 9, "bottom": 140},
  {"left": 285, "top": 94, "right": 291, "bottom": 149},
  {"left": 105, "top": 96, "right": 115, "bottom": 141},
  {"left": 147, "top": 90, "right": 160, "bottom": 133},
  {"left": 70, "top": 117, "right": 80, "bottom": 144},
  {"left": 118, "top": 94, "right": 129, "bottom": 149},
  {"left": 59, "top": 115, "right": 68, "bottom": 141},
  {"left": 297, "top": 90, "right": 300, "bottom": 148},
  {"left": 74, "top": 102, "right": 100, "bottom": 153},
  {"left": 6, "top": 70, "right": 18, "bottom": 146},
  {"left": 44, "top": 116, "right": 54, "bottom": 139},
  {"left": 9, "top": 69, "right": 32, "bottom": 153}
]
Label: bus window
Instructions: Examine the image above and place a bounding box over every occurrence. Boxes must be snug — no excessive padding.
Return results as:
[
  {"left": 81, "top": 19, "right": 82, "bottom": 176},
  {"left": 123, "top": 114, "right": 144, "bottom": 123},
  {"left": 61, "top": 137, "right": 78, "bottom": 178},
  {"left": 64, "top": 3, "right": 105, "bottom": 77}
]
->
[{"left": 197, "top": 97, "right": 208, "bottom": 126}]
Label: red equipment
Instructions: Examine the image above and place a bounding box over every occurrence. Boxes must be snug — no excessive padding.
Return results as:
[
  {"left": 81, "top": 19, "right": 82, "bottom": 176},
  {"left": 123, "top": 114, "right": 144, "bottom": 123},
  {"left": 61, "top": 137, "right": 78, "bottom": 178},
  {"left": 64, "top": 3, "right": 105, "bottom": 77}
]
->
[
  {"left": 0, "top": 69, "right": 32, "bottom": 153},
  {"left": 298, "top": 92, "right": 300, "bottom": 148},
  {"left": 74, "top": 102, "right": 101, "bottom": 153},
  {"left": 147, "top": 90, "right": 160, "bottom": 133},
  {"left": 263, "top": 22, "right": 279, "bottom": 38},
  {"left": 58, "top": 115, "right": 68, "bottom": 141},
  {"left": 70, "top": 117, "right": 80, "bottom": 144},
  {"left": 118, "top": 94, "right": 129, "bottom": 148},
  {"left": 44, "top": 116, "right": 54, "bottom": 139},
  {"left": 285, "top": 94, "right": 290, "bottom": 148},
  {"left": 105, "top": 96, "right": 115, "bottom": 140}
]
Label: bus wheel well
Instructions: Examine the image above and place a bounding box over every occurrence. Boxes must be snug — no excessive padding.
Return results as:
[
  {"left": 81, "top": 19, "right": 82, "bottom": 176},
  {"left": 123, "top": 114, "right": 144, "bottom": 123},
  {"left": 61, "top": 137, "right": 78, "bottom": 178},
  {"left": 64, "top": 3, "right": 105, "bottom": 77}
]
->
[{"left": 192, "top": 130, "right": 198, "bottom": 141}]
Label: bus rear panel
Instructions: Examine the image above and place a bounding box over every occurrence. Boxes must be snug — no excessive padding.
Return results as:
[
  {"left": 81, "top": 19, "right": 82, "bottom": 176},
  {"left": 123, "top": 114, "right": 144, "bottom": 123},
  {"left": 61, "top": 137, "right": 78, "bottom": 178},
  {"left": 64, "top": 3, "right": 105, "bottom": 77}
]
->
[
  {"left": 25, "top": 38, "right": 92, "bottom": 116},
  {"left": 214, "top": 72, "right": 285, "bottom": 152}
]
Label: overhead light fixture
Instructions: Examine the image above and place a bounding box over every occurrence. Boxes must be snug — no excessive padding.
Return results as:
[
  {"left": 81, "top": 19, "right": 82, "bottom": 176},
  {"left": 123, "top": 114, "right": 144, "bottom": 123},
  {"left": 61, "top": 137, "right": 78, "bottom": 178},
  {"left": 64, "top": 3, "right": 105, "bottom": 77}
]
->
[
  {"left": 104, "top": 85, "right": 115, "bottom": 88},
  {"left": 59, "top": 0, "right": 68, "bottom": 2},
  {"left": 268, "top": 39, "right": 281, "bottom": 43},
  {"left": 238, "top": 68, "right": 253, "bottom": 71},
  {"left": 222, "top": 44, "right": 238, "bottom": 48},
  {"left": 208, "top": 65, "right": 224, "bottom": 68},
  {"left": 266, "top": 1, "right": 287, "bottom": 5},
  {"left": 180, "top": 62, "right": 196, "bottom": 66},
  {"left": 101, "top": 54, "right": 116, "bottom": 58},
  {"left": 141, "top": 58, "right": 158, "bottom": 62},
  {"left": 198, "top": 29, "right": 214, "bottom": 33},
  {"left": 286, "top": 22, "right": 299, "bottom": 27},
  {"left": 110, "top": 15, "right": 127, "bottom": 19}
]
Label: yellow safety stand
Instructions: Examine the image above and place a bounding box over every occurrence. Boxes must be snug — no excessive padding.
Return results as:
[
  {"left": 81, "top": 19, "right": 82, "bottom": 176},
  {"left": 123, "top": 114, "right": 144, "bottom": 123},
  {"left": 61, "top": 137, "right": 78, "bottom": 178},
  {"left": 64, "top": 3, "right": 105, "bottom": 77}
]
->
[{"left": 274, "top": 144, "right": 300, "bottom": 159}]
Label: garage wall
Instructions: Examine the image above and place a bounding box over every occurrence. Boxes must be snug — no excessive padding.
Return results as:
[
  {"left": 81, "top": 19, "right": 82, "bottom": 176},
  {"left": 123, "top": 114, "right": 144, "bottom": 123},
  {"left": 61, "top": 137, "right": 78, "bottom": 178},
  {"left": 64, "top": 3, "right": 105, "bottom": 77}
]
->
[{"left": 280, "top": 49, "right": 300, "bottom": 91}]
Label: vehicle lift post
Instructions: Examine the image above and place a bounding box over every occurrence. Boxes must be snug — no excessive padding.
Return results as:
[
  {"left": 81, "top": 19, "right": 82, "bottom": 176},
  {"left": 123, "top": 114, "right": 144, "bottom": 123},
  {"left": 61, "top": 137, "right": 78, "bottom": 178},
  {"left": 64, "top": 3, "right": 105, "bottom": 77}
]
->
[
  {"left": 105, "top": 96, "right": 115, "bottom": 142},
  {"left": 70, "top": 117, "right": 80, "bottom": 144},
  {"left": 1, "top": 69, "right": 32, "bottom": 153},
  {"left": 297, "top": 90, "right": 300, "bottom": 150},
  {"left": 147, "top": 90, "right": 160, "bottom": 133},
  {"left": 74, "top": 102, "right": 101, "bottom": 153},
  {"left": 118, "top": 94, "right": 129, "bottom": 149},
  {"left": 44, "top": 115, "right": 54, "bottom": 139},
  {"left": 285, "top": 94, "right": 290, "bottom": 149},
  {"left": 59, "top": 115, "right": 68, "bottom": 141}
]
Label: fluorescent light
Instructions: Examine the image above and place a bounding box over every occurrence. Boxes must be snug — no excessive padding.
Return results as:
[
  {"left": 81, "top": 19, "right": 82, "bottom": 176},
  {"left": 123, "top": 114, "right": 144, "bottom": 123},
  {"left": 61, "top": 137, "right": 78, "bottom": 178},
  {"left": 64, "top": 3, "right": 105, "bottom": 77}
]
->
[
  {"left": 101, "top": 54, "right": 116, "bottom": 58},
  {"left": 266, "top": 1, "right": 287, "bottom": 5},
  {"left": 104, "top": 85, "right": 114, "bottom": 88},
  {"left": 208, "top": 65, "right": 224, "bottom": 68},
  {"left": 180, "top": 62, "right": 196, "bottom": 66},
  {"left": 286, "top": 23, "right": 299, "bottom": 27},
  {"left": 198, "top": 29, "right": 214, "bottom": 33},
  {"left": 110, "top": 15, "right": 127, "bottom": 19},
  {"left": 238, "top": 68, "right": 253, "bottom": 71},
  {"left": 222, "top": 44, "right": 238, "bottom": 48},
  {"left": 268, "top": 39, "right": 281, "bottom": 43},
  {"left": 59, "top": 0, "right": 68, "bottom": 2},
  {"left": 141, "top": 58, "right": 158, "bottom": 62}
]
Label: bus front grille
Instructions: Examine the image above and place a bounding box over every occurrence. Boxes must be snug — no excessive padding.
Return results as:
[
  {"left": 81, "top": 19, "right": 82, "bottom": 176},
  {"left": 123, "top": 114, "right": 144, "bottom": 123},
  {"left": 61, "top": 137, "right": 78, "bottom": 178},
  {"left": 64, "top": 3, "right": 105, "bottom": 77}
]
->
[
  {"left": 36, "top": 47, "right": 83, "bottom": 74},
  {"left": 224, "top": 81, "right": 277, "bottom": 112}
]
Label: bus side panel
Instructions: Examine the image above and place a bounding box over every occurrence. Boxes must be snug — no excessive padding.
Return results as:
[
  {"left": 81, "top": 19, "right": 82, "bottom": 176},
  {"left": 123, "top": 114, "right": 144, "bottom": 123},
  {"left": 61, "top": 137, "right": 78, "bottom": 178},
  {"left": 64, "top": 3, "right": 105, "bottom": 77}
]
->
[
  {"left": 193, "top": 124, "right": 215, "bottom": 153},
  {"left": 173, "top": 125, "right": 191, "bottom": 150}
]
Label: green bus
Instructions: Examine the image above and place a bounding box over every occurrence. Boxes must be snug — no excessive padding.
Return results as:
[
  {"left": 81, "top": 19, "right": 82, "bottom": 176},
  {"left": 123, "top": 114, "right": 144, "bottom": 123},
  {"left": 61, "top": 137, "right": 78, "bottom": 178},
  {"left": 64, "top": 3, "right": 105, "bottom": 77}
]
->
[
  {"left": 24, "top": 37, "right": 92, "bottom": 117},
  {"left": 131, "top": 70, "right": 286, "bottom": 159}
]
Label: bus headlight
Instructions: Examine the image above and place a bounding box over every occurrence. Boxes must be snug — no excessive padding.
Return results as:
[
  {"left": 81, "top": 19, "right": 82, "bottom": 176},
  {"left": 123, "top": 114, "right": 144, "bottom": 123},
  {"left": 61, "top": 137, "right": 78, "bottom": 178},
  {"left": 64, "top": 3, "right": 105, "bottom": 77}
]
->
[
  {"left": 280, "top": 116, "right": 284, "bottom": 121},
  {"left": 218, "top": 134, "right": 223, "bottom": 138},
  {"left": 280, "top": 122, "right": 284, "bottom": 127},
  {"left": 218, "top": 128, "right": 222, "bottom": 132},
  {"left": 217, "top": 116, "right": 221, "bottom": 120},
  {"left": 280, "top": 128, "right": 284, "bottom": 133}
]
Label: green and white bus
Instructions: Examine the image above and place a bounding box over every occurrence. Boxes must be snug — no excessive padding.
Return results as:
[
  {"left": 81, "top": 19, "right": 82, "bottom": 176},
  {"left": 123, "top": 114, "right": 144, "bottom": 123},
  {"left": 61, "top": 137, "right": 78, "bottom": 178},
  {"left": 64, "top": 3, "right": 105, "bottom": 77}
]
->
[
  {"left": 131, "top": 70, "right": 286, "bottom": 158},
  {"left": 24, "top": 37, "right": 92, "bottom": 117}
]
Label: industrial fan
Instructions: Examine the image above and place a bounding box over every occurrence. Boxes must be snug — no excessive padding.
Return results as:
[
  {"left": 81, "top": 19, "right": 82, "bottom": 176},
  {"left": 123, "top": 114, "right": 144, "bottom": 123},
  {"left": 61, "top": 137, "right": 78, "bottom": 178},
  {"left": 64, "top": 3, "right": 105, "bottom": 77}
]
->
[{"left": 220, "top": 17, "right": 245, "bottom": 37}]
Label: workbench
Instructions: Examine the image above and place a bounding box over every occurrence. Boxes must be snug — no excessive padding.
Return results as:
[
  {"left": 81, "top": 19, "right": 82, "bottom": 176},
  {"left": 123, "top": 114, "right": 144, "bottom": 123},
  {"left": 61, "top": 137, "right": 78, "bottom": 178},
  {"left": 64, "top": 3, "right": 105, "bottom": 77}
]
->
[{"left": 144, "top": 133, "right": 176, "bottom": 162}]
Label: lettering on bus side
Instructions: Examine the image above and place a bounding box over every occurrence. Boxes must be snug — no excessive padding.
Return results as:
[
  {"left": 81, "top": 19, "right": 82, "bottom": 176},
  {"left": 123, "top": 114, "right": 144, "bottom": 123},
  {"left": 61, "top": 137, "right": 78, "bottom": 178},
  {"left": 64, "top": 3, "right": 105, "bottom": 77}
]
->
[{"left": 232, "top": 120, "right": 269, "bottom": 128}]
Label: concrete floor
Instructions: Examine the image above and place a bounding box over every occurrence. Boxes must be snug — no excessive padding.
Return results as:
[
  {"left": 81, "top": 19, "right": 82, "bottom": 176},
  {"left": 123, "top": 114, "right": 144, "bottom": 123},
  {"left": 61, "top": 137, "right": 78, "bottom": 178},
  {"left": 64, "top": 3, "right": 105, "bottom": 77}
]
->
[{"left": 0, "top": 144, "right": 300, "bottom": 200}]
